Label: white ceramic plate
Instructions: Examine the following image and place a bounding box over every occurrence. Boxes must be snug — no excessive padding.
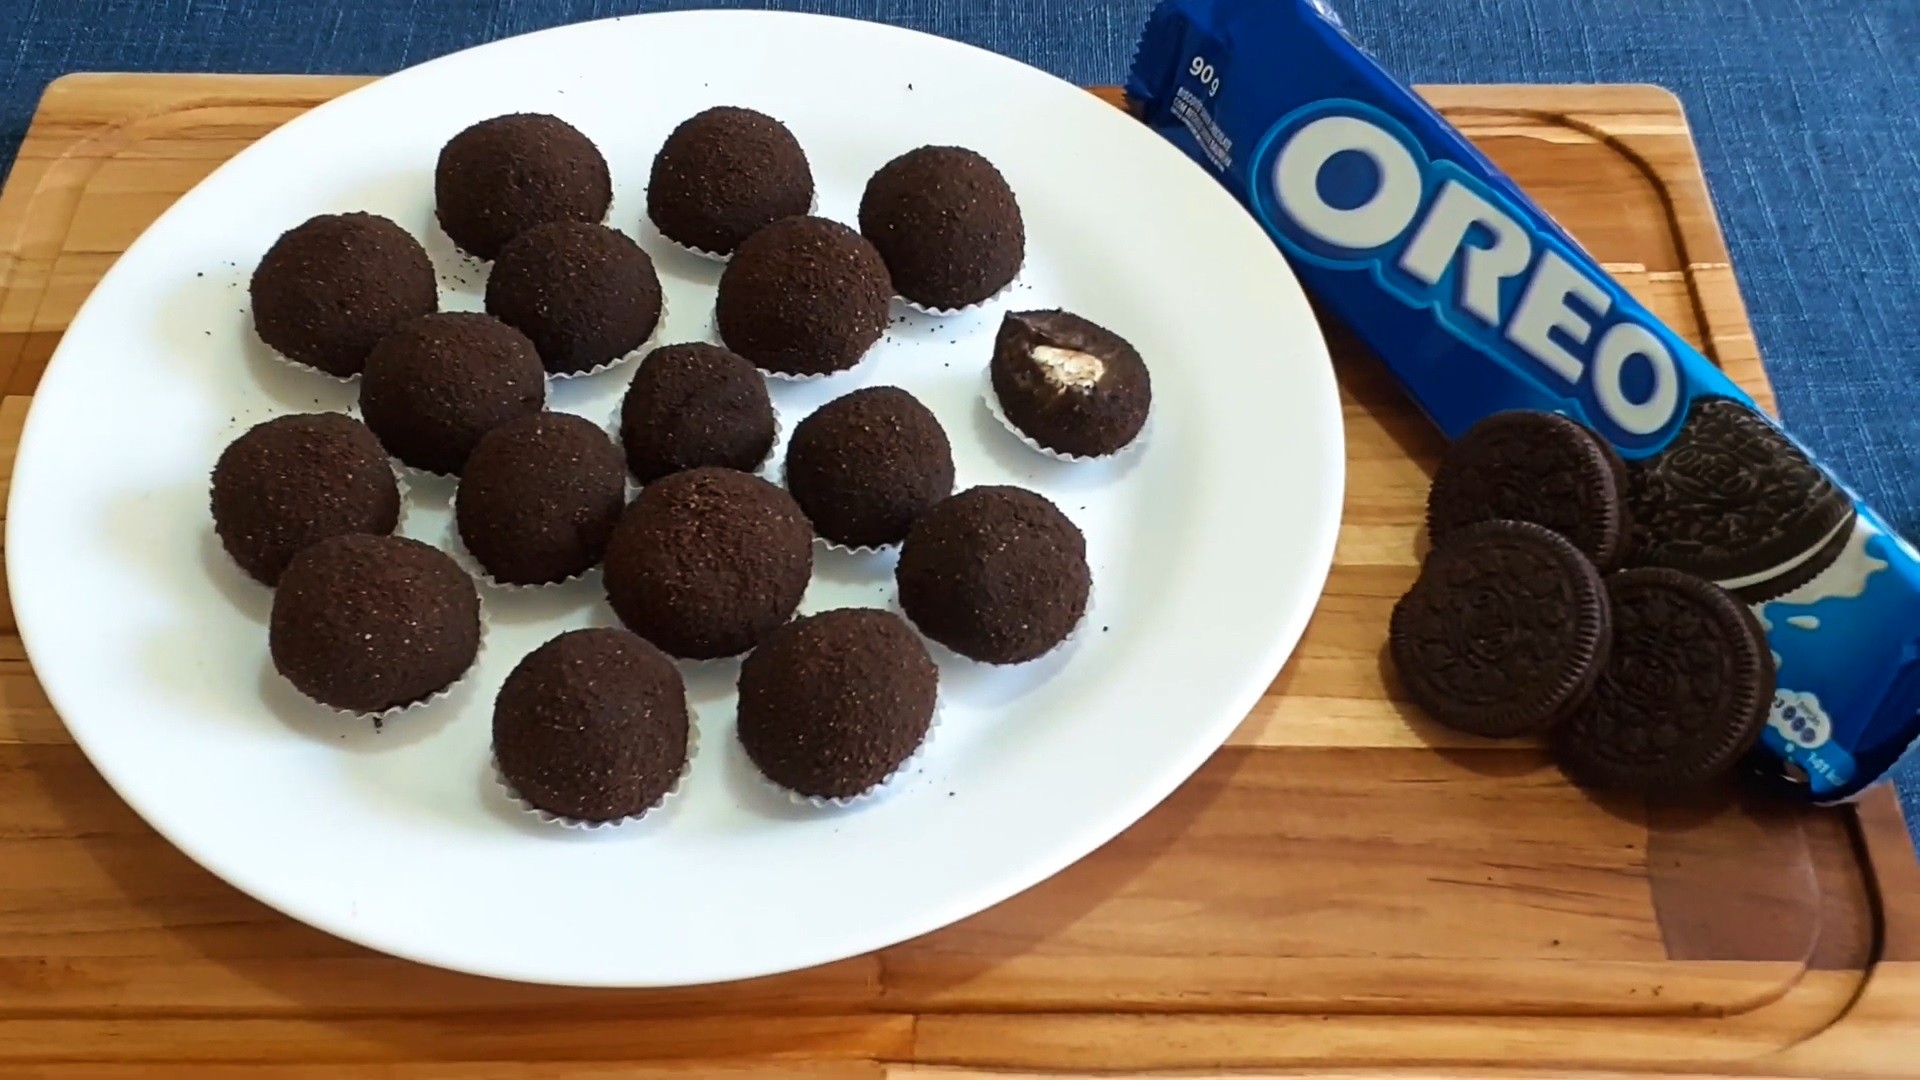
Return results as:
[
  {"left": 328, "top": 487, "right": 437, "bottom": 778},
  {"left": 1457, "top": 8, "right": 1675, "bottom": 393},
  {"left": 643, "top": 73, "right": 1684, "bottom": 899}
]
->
[{"left": 6, "top": 10, "right": 1342, "bottom": 987}]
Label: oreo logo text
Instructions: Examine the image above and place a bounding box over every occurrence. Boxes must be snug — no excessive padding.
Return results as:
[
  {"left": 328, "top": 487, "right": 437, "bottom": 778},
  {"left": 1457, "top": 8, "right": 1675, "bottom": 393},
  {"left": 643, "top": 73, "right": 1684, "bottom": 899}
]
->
[{"left": 1250, "top": 101, "right": 1685, "bottom": 447}]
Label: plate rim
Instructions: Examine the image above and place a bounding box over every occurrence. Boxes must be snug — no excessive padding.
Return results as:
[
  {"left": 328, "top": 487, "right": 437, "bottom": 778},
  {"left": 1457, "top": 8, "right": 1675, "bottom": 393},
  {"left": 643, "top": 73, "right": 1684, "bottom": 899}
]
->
[{"left": 5, "top": 8, "right": 1347, "bottom": 987}]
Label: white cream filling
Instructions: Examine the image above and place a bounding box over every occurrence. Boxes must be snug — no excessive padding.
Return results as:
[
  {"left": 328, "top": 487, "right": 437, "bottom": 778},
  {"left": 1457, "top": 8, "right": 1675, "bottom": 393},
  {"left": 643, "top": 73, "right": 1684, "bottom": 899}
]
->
[
  {"left": 1715, "top": 513, "right": 1854, "bottom": 591},
  {"left": 1031, "top": 345, "right": 1105, "bottom": 390}
]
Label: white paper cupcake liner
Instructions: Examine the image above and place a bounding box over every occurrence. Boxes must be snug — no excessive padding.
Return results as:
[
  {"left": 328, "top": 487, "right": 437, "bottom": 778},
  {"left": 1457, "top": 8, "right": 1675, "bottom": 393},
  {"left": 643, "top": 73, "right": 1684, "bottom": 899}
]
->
[
  {"left": 748, "top": 696, "right": 943, "bottom": 810},
  {"left": 608, "top": 401, "right": 787, "bottom": 484},
  {"left": 890, "top": 573, "right": 1094, "bottom": 669},
  {"left": 257, "top": 333, "right": 362, "bottom": 385},
  {"left": 430, "top": 218, "right": 493, "bottom": 267},
  {"left": 774, "top": 458, "right": 902, "bottom": 555},
  {"left": 391, "top": 472, "right": 417, "bottom": 529},
  {"left": 546, "top": 293, "right": 672, "bottom": 381},
  {"left": 492, "top": 720, "right": 700, "bottom": 831},
  {"left": 759, "top": 408, "right": 791, "bottom": 483},
  {"left": 817, "top": 536, "right": 899, "bottom": 556},
  {"left": 441, "top": 512, "right": 603, "bottom": 592},
  {"left": 283, "top": 597, "right": 490, "bottom": 724},
  {"left": 714, "top": 325, "right": 873, "bottom": 383},
  {"left": 981, "top": 369, "right": 1153, "bottom": 464},
  {"left": 653, "top": 191, "right": 821, "bottom": 264},
  {"left": 666, "top": 239, "right": 734, "bottom": 263},
  {"left": 590, "top": 604, "right": 773, "bottom": 668},
  {"left": 670, "top": 651, "right": 751, "bottom": 673},
  {"left": 391, "top": 458, "right": 460, "bottom": 484},
  {"left": 897, "top": 268, "right": 1023, "bottom": 317},
  {"left": 759, "top": 364, "right": 859, "bottom": 383}
]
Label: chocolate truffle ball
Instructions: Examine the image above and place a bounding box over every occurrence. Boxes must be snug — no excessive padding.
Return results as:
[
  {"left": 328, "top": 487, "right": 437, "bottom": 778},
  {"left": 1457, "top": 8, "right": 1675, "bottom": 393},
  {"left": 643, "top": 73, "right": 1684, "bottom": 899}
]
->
[
  {"left": 714, "top": 216, "right": 891, "bottom": 377},
  {"left": 738, "top": 608, "right": 937, "bottom": 801},
  {"left": 619, "top": 343, "right": 777, "bottom": 483},
  {"left": 455, "top": 412, "right": 626, "bottom": 586},
  {"left": 269, "top": 534, "right": 481, "bottom": 715},
  {"left": 989, "top": 309, "right": 1152, "bottom": 458},
  {"left": 603, "top": 466, "right": 813, "bottom": 659},
  {"left": 485, "top": 221, "right": 664, "bottom": 376},
  {"left": 359, "top": 312, "right": 547, "bottom": 475},
  {"left": 859, "top": 146, "right": 1024, "bottom": 311},
  {"left": 494, "top": 627, "right": 691, "bottom": 824},
  {"left": 896, "top": 485, "right": 1090, "bottom": 665},
  {"left": 210, "top": 412, "right": 401, "bottom": 586},
  {"left": 647, "top": 107, "right": 815, "bottom": 257},
  {"left": 435, "top": 112, "right": 613, "bottom": 260},
  {"left": 785, "top": 386, "right": 954, "bottom": 549},
  {"left": 250, "top": 212, "right": 437, "bottom": 377}
]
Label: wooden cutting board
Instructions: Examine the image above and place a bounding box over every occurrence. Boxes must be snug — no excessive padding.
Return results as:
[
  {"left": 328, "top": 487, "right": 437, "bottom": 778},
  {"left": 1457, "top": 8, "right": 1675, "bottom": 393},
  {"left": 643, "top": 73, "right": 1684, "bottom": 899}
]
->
[{"left": 0, "top": 73, "right": 1917, "bottom": 1078}]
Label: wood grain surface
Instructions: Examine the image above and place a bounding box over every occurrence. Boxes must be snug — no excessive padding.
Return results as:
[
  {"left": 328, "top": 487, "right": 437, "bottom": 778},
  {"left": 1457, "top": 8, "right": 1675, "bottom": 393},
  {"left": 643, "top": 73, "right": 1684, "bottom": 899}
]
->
[{"left": 0, "top": 73, "right": 1915, "bottom": 1077}]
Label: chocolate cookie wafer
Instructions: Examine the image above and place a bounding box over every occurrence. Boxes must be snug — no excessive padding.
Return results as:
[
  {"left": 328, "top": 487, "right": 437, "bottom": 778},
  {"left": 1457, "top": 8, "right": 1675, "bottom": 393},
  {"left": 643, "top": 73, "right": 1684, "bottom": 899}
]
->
[
  {"left": 1390, "top": 519, "right": 1610, "bottom": 737},
  {"left": 1427, "top": 410, "right": 1629, "bottom": 572},
  {"left": 1550, "top": 567, "right": 1774, "bottom": 795}
]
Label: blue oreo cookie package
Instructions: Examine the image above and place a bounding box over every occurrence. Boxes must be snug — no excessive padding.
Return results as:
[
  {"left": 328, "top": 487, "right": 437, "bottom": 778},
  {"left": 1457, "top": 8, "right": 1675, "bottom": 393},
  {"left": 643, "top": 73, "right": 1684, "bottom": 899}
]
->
[{"left": 1127, "top": 0, "right": 1920, "bottom": 800}]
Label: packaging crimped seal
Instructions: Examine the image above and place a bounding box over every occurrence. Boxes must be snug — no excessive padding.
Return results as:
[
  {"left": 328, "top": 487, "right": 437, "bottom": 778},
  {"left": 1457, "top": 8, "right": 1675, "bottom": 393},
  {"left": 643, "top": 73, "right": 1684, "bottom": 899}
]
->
[{"left": 1127, "top": 0, "right": 1920, "bottom": 801}]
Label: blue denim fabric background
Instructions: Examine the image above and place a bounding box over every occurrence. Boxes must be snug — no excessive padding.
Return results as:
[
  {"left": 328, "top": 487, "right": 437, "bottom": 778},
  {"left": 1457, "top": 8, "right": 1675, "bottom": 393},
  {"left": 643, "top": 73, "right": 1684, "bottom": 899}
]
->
[{"left": 4, "top": 0, "right": 1920, "bottom": 829}]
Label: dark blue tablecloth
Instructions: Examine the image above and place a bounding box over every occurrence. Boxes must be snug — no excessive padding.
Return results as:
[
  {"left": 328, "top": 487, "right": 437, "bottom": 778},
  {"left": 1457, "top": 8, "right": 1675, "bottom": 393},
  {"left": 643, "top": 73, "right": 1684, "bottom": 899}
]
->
[{"left": 5, "top": 0, "right": 1920, "bottom": 825}]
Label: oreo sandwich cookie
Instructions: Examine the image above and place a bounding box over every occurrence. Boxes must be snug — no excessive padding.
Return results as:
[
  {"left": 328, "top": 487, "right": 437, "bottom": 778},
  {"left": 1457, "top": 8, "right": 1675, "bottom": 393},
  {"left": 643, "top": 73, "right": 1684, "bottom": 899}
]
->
[
  {"left": 1389, "top": 519, "right": 1610, "bottom": 737},
  {"left": 1578, "top": 423, "right": 1632, "bottom": 558},
  {"left": 1625, "top": 396, "right": 1855, "bottom": 595},
  {"left": 1427, "top": 410, "right": 1629, "bottom": 572},
  {"left": 1550, "top": 567, "right": 1774, "bottom": 795}
]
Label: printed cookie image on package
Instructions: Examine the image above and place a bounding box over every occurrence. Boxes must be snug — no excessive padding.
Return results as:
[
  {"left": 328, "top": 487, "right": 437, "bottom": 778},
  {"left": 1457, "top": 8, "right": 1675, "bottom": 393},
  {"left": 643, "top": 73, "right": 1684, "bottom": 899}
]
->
[
  {"left": 1625, "top": 397, "right": 1857, "bottom": 602},
  {"left": 1127, "top": 0, "right": 1920, "bottom": 800}
]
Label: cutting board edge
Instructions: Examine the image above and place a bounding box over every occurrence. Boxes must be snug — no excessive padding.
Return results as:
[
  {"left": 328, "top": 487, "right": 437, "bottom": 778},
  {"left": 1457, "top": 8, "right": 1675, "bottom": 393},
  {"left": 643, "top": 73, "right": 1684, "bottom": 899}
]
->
[{"left": 0, "top": 73, "right": 1914, "bottom": 1076}]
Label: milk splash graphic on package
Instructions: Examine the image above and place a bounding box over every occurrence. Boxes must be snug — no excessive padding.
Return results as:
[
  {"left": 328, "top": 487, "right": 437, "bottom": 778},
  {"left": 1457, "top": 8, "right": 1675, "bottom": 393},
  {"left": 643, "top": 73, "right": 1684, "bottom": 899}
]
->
[{"left": 1127, "top": 0, "right": 1920, "bottom": 799}]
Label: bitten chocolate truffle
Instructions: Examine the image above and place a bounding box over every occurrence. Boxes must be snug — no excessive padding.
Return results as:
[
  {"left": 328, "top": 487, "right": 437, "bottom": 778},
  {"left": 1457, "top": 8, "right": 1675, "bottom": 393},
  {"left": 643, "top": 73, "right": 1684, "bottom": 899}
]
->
[
  {"left": 619, "top": 343, "right": 777, "bottom": 483},
  {"left": 494, "top": 627, "right": 691, "bottom": 823},
  {"left": 435, "top": 113, "right": 613, "bottom": 260},
  {"left": 896, "top": 485, "right": 1090, "bottom": 664},
  {"left": 647, "top": 107, "right": 815, "bottom": 257},
  {"left": 859, "top": 145, "right": 1024, "bottom": 311},
  {"left": 210, "top": 412, "right": 401, "bottom": 586},
  {"left": 250, "top": 212, "right": 437, "bottom": 377},
  {"left": 359, "top": 312, "right": 547, "bottom": 475},
  {"left": 738, "top": 608, "right": 937, "bottom": 801},
  {"left": 714, "top": 216, "right": 891, "bottom": 377},
  {"left": 785, "top": 386, "right": 954, "bottom": 549},
  {"left": 603, "top": 467, "right": 812, "bottom": 659},
  {"left": 455, "top": 412, "right": 626, "bottom": 586},
  {"left": 989, "top": 309, "right": 1151, "bottom": 458},
  {"left": 485, "top": 221, "right": 664, "bottom": 376},
  {"left": 269, "top": 534, "right": 481, "bottom": 715}
]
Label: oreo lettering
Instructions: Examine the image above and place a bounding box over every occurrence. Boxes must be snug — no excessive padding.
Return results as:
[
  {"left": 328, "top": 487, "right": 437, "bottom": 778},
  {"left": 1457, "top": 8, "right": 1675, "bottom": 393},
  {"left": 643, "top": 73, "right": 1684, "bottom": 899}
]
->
[
  {"left": 1128, "top": 0, "right": 1920, "bottom": 800},
  {"left": 1249, "top": 101, "right": 1684, "bottom": 447}
]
